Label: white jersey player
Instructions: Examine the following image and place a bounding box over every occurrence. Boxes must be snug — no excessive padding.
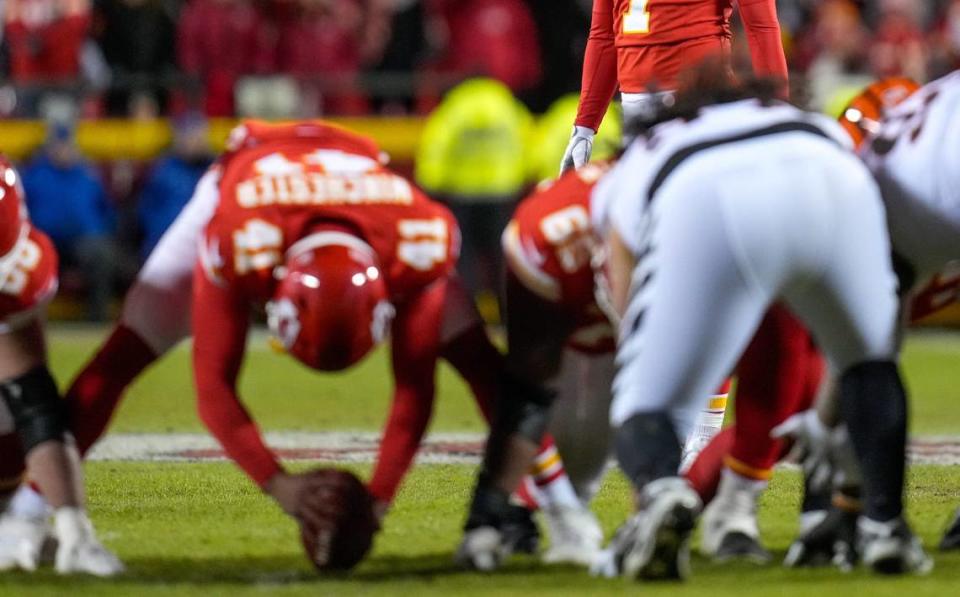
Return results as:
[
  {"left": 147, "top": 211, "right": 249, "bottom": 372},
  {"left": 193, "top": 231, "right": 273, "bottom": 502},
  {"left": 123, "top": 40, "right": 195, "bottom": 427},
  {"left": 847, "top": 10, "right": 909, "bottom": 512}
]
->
[
  {"left": 865, "top": 71, "right": 960, "bottom": 552},
  {"left": 590, "top": 82, "right": 930, "bottom": 580},
  {"left": 862, "top": 71, "right": 960, "bottom": 290}
]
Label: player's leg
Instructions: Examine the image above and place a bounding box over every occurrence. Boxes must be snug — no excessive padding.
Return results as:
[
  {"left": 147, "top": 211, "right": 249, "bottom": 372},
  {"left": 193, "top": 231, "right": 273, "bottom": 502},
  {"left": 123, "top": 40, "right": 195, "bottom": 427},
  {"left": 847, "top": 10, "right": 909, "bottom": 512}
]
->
[
  {"left": 457, "top": 273, "right": 594, "bottom": 569},
  {"left": 782, "top": 169, "right": 929, "bottom": 574},
  {"left": 679, "top": 380, "right": 730, "bottom": 472},
  {"left": 537, "top": 348, "right": 613, "bottom": 564},
  {"left": 599, "top": 181, "right": 771, "bottom": 581},
  {"left": 0, "top": 320, "right": 122, "bottom": 575},
  {"left": 548, "top": 349, "right": 616, "bottom": 504},
  {"left": 66, "top": 171, "right": 220, "bottom": 455},
  {"left": 700, "top": 305, "right": 824, "bottom": 562}
]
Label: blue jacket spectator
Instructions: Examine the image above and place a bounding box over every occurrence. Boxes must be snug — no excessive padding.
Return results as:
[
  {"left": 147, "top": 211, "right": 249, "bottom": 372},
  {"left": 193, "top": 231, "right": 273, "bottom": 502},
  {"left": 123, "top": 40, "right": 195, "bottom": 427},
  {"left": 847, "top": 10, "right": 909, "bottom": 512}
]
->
[
  {"left": 22, "top": 147, "right": 114, "bottom": 250},
  {"left": 137, "top": 113, "right": 212, "bottom": 259},
  {"left": 137, "top": 156, "right": 210, "bottom": 259},
  {"left": 21, "top": 122, "right": 118, "bottom": 321}
]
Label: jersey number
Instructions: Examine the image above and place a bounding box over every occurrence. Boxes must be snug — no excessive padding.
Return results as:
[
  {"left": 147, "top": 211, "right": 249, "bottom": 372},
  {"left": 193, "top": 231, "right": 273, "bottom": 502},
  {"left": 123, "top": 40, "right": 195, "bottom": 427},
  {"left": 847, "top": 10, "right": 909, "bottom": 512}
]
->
[
  {"left": 397, "top": 218, "right": 448, "bottom": 271},
  {"left": 540, "top": 206, "right": 592, "bottom": 273},
  {"left": 233, "top": 219, "right": 283, "bottom": 275},
  {"left": 0, "top": 238, "right": 40, "bottom": 296},
  {"left": 623, "top": 0, "right": 651, "bottom": 35}
]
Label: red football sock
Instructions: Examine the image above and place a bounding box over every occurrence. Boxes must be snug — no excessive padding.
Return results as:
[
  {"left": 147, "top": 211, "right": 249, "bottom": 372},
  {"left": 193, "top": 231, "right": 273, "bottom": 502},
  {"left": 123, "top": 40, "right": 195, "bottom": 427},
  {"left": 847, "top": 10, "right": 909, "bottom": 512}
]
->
[
  {"left": 729, "top": 304, "right": 824, "bottom": 476},
  {"left": 66, "top": 324, "right": 158, "bottom": 455}
]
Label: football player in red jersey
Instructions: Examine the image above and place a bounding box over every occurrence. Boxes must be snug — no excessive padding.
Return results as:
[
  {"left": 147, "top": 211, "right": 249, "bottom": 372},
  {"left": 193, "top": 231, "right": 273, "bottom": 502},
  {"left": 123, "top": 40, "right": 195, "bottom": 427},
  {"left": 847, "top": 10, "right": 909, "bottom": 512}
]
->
[
  {"left": 0, "top": 158, "right": 123, "bottom": 576},
  {"left": 457, "top": 161, "right": 731, "bottom": 570},
  {"left": 561, "top": 0, "right": 788, "bottom": 172},
  {"left": 17, "top": 121, "right": 583, "bottom": 564}
]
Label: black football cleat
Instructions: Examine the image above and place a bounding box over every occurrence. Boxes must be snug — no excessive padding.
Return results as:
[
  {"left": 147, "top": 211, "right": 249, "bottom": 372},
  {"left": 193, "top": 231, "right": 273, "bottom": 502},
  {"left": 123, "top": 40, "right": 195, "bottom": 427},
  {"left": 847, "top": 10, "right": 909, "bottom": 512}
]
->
[{"left": 939, "top": 507, "right": 960, "bottom": 551}]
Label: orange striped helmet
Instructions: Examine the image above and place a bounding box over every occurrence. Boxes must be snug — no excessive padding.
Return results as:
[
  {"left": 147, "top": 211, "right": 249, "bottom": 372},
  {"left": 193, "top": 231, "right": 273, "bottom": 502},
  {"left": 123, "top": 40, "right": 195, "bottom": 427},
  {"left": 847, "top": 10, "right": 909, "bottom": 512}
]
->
[{"left": 838, "top": 78, "right": 921, "bottom": 148}]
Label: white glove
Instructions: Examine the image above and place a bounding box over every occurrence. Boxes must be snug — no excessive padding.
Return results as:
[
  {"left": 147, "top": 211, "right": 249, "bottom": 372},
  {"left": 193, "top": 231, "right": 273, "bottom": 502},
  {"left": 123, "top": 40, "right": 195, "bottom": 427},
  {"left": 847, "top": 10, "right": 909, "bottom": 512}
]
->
[
  {"left": 455, "top": 526, "right": 507, "bottom": 572},
  {"left": 559, "top": 126, "right": 596, "bottom": 175},
  {"left": 53, "top": 508, "right": 125, "bottom": 577},
  {"left": 771, "top": 409, "right": 833, "bottom": 492}
]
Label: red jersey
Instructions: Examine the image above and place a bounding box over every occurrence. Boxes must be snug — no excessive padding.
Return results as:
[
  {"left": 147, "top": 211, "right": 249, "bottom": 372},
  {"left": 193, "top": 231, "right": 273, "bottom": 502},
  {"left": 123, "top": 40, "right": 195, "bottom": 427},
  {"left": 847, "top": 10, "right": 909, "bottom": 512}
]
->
[
  {"left": 192, "top": 121, "right": 461, "bottom": 504},
  {"left": 201, "top": 122, "right": 458, "bottom": 306},
  {"left": 608, "top": 0, "right": 732, "bottom": 48},
  {"left": 576, "top": 0, "right": 787, "bottom": 130},
  {"left": 502, "top": 162, "right": 615, "bottom": 353},
  {"left": 0, "top": 226, "right": 59, "bottom": 333}
]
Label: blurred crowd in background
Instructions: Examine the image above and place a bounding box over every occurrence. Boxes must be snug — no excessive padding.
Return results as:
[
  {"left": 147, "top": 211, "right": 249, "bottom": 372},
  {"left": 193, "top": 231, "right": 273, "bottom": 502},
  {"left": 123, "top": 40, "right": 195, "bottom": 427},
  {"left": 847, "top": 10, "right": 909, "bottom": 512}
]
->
[
  {"left": 3, "top": 0, "right": 959, "bottom": 320},
  {"left": 2, "top": 0, "right": 959, "bottom": 118}
]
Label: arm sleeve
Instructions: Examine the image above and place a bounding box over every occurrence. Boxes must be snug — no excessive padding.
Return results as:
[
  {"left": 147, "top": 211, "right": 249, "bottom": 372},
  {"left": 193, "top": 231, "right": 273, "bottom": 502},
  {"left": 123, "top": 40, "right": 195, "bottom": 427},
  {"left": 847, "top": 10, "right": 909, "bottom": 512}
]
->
[
  {"left": 737, "top": 0, "right": 788, "bottom": 84},
  {"left": 192, "top": 264, "right": 282, "bottom": 487},
  {"left": 366, "top": 279, "right": 446, "bottom": 504},
  {"left": 574, "top": 0, "right": 620, "bottom": 132}
]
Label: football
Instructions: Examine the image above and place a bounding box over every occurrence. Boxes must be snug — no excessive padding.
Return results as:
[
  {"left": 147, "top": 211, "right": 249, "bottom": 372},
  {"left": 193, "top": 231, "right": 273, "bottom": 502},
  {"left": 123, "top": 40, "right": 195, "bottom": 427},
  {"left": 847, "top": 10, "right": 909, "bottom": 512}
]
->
[{"left": 297, "top": 468, "right": 379, "bottom": 572}]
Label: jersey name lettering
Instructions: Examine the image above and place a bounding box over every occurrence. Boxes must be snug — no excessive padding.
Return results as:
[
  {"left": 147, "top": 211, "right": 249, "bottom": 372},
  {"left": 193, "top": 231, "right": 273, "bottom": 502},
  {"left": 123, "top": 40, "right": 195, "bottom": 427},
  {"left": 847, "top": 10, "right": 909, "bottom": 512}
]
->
[{"left": 236, "top": 173, "right": 414, "bottom": 209}]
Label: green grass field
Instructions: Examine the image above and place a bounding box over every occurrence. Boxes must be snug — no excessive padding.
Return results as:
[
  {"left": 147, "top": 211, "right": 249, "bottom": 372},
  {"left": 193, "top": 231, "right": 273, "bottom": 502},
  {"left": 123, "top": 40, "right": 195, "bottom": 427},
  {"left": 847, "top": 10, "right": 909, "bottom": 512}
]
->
[{"left": 1, "top": 326, "right": 959, "bottom": 595}]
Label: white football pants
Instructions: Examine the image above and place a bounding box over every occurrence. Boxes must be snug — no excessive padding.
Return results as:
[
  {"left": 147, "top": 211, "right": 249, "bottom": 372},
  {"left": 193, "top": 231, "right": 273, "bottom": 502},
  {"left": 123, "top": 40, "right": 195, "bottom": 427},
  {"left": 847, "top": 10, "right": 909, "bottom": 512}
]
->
[{"left": 611, "top": 141, "right": 899, "bottom": 435}]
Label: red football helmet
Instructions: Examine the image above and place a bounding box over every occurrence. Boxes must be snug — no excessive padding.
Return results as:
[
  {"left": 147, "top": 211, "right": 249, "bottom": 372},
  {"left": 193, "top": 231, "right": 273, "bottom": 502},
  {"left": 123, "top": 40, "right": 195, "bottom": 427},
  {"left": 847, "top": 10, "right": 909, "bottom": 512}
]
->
[
  {"left": 266, "top": 231, "right": 393, "bottom": 372},
  {"left": 0, "top": 157, "right": 26, "bottom": 259}
]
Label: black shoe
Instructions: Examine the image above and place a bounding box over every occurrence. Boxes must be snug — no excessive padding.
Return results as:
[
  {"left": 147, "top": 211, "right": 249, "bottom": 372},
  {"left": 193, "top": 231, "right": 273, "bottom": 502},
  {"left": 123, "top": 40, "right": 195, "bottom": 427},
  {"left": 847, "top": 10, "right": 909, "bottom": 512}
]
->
[
  {"left": 859, "top": 517, "right": 932, "bottom": 575},
  {"left": 784, "top": 507, "right": 858, "bottom": 570},
  {"left": 500, "top": 504, "right": 540, "bottom": 555},
  {"left": 598, "top": 478, "right": 701, "bottom": 581},
  {"left": 714, "top": 531, "right": 772, "bottom": 565},
  {"left": 939, "top": 507, "right": 960, "bottom": 551}
]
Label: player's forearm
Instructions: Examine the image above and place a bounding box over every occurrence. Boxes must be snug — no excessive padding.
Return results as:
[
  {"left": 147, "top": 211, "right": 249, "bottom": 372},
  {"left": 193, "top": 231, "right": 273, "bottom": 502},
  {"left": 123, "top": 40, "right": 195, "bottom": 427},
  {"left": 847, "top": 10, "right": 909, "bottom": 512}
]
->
[
  {"left": 738, "top": 0, "right": 789, "bottom": 83},
  {"left": 196, "top": 390, "right": 282, "bottom": 487},
  {"left": 367, "top": 385, "right": 435, "bottom": 504},
  {"left": 575, "top": 3, "right": 619, "bottom": 131}
]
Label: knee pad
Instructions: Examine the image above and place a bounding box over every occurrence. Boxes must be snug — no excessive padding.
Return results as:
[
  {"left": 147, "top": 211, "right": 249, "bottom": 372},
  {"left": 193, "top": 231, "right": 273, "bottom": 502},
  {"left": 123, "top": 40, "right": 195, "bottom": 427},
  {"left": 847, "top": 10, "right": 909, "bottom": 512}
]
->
[
  {"left": 0, "top": 366, "right": 68, "bottom": 453},
  {"left": 615, "top": 411, "right": 683, "bottom": 489}
]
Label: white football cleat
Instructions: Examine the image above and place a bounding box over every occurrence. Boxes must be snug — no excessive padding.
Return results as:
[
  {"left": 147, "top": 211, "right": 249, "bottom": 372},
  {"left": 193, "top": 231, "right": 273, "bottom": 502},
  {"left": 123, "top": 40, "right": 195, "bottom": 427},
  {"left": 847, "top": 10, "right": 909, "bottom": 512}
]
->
[
  {"left": 0, "top": 513, "right": 52, "bottom": 572},
  {"left": 859, "top": 516, "right": 932, "bottom": 576},
  {"left": 455, "top": 526, "right": 507, "bottom": 572},
  {"left": 53, "top": 508, "right": 124, "bottom": 577},
  {"left": 591, "top": 477, "right": 701, "bottom": 581},
  {"left": 540, "top": 504, "right": 603, "bottom": 566},
  {"left": 700, "top": 471, "right": 770, "bottom": 564}
]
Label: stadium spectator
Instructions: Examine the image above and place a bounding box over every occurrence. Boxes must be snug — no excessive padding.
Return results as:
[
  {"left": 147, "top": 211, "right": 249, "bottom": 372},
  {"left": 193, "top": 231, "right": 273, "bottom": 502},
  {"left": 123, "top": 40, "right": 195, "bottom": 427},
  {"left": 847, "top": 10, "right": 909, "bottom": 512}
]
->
[
  {"left": 274, "top": 0, "right": 368, "bottom": 114},
  {"left": 931, "top": 0, "right": 960, "bottom": 75},
  {"left": 796, "top": 0, "right": 873, "bottom": 109},
  {"left": 4, "top": 0, "right": 91, "bottom": 83},
  {"left": 430, "top": 0, "right": 542, "bottom": 94},
  {"left": 177, "top": 0, "right": 275, "bottom": 116},
  {"left": 20, "top": 121, "right": 118, "bottom": 321},
  {"left": 415, "top": 78, "right": 532, "bottom": 319},
  {"left": 94, "top": 0, "right": 177, "bottom": 116},
  {"left": 869, "top": 4, "right": 928, "bottom": 81},
  {"left": 136, "top": 113, "right": 212, "bottom": 259}
]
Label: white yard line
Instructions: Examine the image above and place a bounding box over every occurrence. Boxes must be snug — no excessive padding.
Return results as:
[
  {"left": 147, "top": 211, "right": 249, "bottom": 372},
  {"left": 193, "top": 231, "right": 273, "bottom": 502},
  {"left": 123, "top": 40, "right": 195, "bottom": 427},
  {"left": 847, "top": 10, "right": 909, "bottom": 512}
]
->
[{"left": 86, "top": 432, "right": 960, "bottom": 466}]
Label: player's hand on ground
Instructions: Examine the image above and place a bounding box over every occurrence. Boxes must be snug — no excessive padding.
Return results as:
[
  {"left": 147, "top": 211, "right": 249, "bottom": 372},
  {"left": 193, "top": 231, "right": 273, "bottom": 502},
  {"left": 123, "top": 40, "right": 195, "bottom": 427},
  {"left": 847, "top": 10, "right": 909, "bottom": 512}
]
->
[
  {"left": 559, "top": 126, "right": 596, "bottom": 174},
  {"left": 456, "top": 526, "right": 509, "bottom": 571},
  {"left": 264, "top": 471, "right": 304, "bottom": 518},
  {"left": 771, "top": 409, "right": 833, "bottom": 492}
]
